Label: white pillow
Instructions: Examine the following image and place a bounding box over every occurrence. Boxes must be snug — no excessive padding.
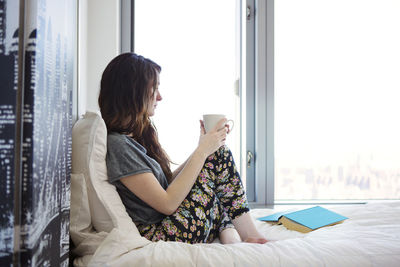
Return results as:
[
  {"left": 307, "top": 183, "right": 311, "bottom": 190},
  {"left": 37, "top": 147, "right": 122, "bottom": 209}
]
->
[{"left": 71, "top": 111, "right": 140, "bottom": 235}]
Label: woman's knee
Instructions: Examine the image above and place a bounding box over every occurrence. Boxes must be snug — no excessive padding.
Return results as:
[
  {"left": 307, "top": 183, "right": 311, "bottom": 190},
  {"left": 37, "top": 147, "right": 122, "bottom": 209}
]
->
[{"left": 206, "top": 146, "right": 233, "bottom": 164}]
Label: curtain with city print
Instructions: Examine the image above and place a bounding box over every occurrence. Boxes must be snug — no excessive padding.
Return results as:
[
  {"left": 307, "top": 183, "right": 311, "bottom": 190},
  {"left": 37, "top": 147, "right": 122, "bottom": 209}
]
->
[
  {"left": 0, "top": 0, "right": 76, "bottom": 266},
  {"left": 0, "top": 0, "right": 19, "bottom": 265}
]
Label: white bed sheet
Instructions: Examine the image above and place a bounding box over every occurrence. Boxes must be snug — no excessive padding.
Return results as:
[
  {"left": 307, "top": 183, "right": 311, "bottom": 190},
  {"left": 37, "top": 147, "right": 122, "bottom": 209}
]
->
[{"left": 80, "top": 201, "right": 400, "bottom": 267}]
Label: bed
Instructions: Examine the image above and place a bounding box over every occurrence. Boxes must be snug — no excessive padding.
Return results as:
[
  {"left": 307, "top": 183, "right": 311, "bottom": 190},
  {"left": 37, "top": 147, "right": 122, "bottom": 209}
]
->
[{"left": 71, "top": 112, "right": 400, "bottom": 267}]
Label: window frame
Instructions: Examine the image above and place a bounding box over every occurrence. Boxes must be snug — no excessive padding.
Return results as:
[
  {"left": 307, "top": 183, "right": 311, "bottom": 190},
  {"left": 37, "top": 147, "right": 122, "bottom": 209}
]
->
[
  {"left": 120, "top": 0, "right": 134, "bottom": 53},
  {"left": 244, "top": 0, "right": 256, "bottom": 202},
  {"left": 245, "top": 0, "right": 274, "bottom": 205},
  {"left": 255, "top": 0, "right": 275, "bottom": 205}
]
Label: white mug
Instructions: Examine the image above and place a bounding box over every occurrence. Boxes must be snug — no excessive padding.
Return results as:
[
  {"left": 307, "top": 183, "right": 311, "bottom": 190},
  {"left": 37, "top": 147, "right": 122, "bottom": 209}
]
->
[{"left": 202, "top": 114, "right": 234, "bottom": 133}]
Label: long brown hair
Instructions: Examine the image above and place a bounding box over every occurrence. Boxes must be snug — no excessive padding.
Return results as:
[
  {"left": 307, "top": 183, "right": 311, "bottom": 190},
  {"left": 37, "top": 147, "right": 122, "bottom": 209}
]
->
[{"left": 98, "top": 53, "right": 173, "bottom": 183}]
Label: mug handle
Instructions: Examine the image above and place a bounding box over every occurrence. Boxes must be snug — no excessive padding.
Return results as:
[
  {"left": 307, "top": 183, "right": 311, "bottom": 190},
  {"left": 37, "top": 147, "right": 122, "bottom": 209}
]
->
[{"left": 226, "top": 119, "right": 234, "bottom": 133}]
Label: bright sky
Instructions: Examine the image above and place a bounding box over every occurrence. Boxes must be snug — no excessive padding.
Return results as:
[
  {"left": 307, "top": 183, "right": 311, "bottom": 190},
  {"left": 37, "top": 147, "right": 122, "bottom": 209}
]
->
[
  {"left": 275, "top": 0, "right": 400, "bottom": 168},
  {"left": 135, "top": 0, "right": 239, "bottom": 167}
]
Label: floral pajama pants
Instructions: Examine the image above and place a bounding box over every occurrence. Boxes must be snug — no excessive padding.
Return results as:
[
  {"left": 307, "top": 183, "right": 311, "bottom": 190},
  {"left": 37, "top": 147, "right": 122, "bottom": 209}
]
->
[{"left": 136, "top": 146, "right": 250, "bottom": 244}]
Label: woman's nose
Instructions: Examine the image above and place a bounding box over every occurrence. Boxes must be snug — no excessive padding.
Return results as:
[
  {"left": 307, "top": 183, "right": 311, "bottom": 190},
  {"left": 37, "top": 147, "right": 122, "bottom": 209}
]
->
[{"left": 157, "top": 91, "right": 162, "bottom": 101}]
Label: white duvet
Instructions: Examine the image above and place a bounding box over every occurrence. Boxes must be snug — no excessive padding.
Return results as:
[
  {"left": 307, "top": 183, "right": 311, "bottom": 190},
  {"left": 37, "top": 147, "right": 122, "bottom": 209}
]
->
[{"left": 76, "top": 201, "right": 400, "bottom": 267}]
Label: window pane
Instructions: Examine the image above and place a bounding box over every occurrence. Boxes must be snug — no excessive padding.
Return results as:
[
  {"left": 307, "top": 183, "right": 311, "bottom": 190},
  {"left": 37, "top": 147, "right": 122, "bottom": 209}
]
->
[
  {"left": 275, "top": 0, "right": 400, "bottom": 200},
  {"left": 134, "top": 1, "right": 240, "bottom": 171}
]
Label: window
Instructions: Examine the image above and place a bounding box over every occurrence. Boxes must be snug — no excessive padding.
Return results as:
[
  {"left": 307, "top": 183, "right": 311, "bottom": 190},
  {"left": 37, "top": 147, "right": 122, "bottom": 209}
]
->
[
  {"left": 128, "top": 0, "right": 400, "bottom": 204},
  {"left": 274, "top": 0, "right": 400, "bottom": 200}
]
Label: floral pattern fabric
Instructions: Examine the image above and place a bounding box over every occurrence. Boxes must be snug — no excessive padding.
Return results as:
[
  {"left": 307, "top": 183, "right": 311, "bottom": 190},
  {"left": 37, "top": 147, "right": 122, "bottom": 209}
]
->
[{"left": 136, "top": 146, "right": 250, "bottom": 244}]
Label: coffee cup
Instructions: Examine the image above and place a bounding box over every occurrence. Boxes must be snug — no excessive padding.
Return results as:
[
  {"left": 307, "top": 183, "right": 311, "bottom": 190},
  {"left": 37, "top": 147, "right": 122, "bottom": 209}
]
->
[{"left": 202, "top": 114, "right": 234, "bottom": 133}]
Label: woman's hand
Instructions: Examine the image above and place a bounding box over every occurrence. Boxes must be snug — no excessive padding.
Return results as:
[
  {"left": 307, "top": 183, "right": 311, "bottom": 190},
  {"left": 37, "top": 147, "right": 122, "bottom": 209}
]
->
[{"left": 197, "top": 118, "right": 228, "bottom": 158}]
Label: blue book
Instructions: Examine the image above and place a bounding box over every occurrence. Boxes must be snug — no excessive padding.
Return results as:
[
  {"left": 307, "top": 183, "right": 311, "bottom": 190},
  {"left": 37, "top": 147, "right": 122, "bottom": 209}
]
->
[{"left": 258, "top": 206, "right": 348, "bottom": 233}]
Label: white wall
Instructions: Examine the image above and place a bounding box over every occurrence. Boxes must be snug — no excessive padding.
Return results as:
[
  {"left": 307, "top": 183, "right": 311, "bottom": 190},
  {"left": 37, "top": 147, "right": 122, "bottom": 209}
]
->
[{"left": 78, "top": 0, "right": 120, "bottom": 114}]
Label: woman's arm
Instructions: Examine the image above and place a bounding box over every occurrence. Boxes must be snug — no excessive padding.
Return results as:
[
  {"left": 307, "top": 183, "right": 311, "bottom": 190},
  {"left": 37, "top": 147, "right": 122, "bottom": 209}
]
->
[
  {"left": 171, "top": 157, "right": 189, "bottom": 179},
  {"left": 120, "top": 119, "right": 228, "bottom": 215}
]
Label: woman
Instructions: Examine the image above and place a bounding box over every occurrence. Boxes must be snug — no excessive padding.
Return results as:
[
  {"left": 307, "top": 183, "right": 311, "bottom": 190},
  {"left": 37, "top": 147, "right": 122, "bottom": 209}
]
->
[{"left": 99, "top": 53, "right": 267, "bottom": 244}]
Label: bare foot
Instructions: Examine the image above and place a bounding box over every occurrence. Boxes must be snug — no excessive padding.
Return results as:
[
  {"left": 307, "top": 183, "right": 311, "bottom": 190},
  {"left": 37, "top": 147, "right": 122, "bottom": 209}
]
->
[
  {"left": 232, "top": 213, "right": 268, "bottom": 244},
  {"left": 220, "top": 228, "right": 241, "bottom": 244},
  {"left": 244, "top": 237, "right": 268, "bottom": 244}
]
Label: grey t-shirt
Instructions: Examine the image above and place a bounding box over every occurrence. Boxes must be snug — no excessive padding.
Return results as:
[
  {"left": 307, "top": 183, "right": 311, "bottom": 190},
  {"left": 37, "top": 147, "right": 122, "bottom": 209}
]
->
[{"left": 106, "top": 132, "right": 168, "bottom": 225}]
